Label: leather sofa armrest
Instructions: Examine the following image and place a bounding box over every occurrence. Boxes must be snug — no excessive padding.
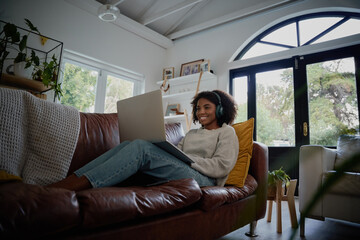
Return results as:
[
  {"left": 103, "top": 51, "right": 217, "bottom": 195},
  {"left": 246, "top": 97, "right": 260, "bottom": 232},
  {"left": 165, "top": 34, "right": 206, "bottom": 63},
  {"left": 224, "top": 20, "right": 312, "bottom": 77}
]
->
[
  {"left": 249, "top": 141, "right": 269, "bottom": 219},
  {"left": 299, "top": 145, "right": 337, "bottom": 216}
]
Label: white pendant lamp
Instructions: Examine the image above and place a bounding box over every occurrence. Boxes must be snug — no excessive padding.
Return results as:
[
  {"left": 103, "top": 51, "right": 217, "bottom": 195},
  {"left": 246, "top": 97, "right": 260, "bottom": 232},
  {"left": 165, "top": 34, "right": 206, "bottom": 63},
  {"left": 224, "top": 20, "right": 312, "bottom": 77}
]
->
[{"left": 98, "top": 4, "right": 120, "bottom": 22}]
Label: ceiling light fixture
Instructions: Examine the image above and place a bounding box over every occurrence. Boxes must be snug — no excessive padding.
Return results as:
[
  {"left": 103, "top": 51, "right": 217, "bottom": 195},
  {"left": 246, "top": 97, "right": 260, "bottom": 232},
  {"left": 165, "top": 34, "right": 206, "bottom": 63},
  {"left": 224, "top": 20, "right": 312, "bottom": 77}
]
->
[{"left": 98, "top": 4, "right": 120, "bottom": 22}]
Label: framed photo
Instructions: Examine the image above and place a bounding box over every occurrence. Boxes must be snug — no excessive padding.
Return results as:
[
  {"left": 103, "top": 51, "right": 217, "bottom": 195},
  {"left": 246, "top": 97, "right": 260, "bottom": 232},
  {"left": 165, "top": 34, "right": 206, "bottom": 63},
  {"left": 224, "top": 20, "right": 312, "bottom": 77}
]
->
[
  {"left": 200, "top": 60, "right": 210, "bottom": 72},
  {"left": 180, "top": 59, "right": 204, "bottom": 76},
  {"left": 163, "top": 67, "right": 174, "bottom": 80},
  {"left": 165, "top": 103, "right": 179, "bottom": 116}
]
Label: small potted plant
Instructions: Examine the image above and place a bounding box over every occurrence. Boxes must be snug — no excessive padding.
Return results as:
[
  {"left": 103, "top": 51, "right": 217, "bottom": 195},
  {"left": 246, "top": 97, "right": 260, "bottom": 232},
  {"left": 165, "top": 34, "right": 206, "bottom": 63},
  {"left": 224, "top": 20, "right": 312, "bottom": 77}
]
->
[{"left": 267, "top": 167, "right": 291, "bottom": 197}]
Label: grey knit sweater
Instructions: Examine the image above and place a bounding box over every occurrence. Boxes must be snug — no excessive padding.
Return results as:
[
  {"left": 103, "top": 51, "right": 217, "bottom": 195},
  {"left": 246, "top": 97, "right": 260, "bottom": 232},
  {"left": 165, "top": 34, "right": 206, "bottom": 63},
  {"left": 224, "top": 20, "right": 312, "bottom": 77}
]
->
[{"left": 177, "top": 124, "right": 239, "bottom": 186}]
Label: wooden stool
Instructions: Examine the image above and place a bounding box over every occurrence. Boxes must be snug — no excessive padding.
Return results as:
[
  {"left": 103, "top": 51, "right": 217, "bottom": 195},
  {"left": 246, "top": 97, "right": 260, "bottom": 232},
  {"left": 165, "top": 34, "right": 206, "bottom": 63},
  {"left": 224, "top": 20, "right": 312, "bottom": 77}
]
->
[{"left": 267, "top": 179, "right": 298, "bottom": 233}]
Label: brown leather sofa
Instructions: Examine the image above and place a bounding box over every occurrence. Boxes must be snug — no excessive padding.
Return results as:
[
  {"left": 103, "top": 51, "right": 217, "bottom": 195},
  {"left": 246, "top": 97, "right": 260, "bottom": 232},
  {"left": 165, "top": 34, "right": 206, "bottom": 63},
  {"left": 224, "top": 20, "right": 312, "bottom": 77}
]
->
[{"left": 0, "top": 112, "right": 268, "bottom": 240}]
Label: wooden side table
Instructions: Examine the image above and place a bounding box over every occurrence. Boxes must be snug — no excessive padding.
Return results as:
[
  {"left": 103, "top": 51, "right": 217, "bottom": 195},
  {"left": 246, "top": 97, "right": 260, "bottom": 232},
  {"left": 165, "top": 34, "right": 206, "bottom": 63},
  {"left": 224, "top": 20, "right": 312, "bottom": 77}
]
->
[{"left": 267, "top": 179, "right": 298, "bottom": 233}]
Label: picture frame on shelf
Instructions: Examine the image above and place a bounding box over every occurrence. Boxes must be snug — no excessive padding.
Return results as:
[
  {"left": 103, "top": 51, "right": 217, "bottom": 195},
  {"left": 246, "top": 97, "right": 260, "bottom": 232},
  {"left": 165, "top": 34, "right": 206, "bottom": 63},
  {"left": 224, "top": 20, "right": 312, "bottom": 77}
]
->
[
  {"left": 191, "top": 64, "right": 200, "bottom": 74},
  {"left": 165, "top": 103, "right": 179, "bottom": 116},
  {"left": 200, "top": 60, "right": 210, "bottom": 72},
  {"left": 163, "top": 67, "right": 174, "bottom": 80},
  {"left": 180, "top": 59, "right": 204, "bottom": 76}
]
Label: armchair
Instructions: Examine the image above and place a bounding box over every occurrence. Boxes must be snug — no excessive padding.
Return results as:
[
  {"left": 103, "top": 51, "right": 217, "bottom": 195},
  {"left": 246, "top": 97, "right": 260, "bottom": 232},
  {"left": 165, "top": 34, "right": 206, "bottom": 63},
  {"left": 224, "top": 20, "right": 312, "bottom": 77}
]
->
[{"left": 299, "top": 136, "right": 360, "bottom": 236}]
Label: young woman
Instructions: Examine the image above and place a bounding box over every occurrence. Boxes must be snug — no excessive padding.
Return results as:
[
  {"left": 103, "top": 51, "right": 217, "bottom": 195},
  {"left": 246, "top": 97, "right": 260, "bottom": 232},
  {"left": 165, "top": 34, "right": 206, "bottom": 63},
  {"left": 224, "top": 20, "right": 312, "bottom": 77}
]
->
[{"left": 48, "top": 90, "right": 239, "bottom": 190}]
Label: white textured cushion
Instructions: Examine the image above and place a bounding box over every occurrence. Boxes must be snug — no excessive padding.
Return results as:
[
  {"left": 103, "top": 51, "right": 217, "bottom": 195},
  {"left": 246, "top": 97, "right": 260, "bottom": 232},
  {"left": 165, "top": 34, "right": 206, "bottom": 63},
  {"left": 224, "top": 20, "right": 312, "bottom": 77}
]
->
[{"left": 334, "top": 135, "right": 360, "bottom": 172}]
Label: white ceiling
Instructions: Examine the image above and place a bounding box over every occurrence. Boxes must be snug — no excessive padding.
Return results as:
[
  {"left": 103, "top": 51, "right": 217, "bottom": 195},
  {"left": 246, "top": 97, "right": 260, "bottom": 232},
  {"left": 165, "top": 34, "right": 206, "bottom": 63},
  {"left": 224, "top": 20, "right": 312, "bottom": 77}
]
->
[{"left": 67, "top": 0, "right": 301, "bottom": 48}]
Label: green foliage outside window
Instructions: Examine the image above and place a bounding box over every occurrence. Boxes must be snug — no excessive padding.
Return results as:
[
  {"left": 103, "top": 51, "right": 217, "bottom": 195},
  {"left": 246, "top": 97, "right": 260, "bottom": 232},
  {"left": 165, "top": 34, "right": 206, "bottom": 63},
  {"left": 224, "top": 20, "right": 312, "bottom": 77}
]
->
[
  {"left": 234, "top": 59, "right": 359, "bottom": 146},
  {"left": 60, "top": 62, "right": 135, "bottom": 113},
  {"left": 307, "top": 61, "right": 358, "bottom": 145},
  {"left": 60, "top": 63, "right": 97, "bottom": 112},
  {"left": 104, "top": 75, "right": 134, "bottom": 113}
]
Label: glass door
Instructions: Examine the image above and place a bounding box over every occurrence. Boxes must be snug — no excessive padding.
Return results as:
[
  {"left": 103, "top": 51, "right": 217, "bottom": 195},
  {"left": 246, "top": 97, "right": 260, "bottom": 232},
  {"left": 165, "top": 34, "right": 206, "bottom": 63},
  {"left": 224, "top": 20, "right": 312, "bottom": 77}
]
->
[
  {"left": 306, "top": 57, "right": 359, "bottom": 146},
  {"left": 230, "top": 44, "right": 360, "bottom": 184},
  {"left": 256, "top": 68, "right": 295, "bottom": 147},
  {"left": 256, "top": 68, "right": 298, "bottom": 179}
]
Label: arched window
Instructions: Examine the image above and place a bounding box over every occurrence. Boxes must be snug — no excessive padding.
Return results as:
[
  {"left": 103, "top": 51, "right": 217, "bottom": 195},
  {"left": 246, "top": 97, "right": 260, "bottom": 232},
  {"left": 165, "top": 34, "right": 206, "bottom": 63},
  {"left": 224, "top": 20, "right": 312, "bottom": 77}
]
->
[{"left": 235, "top": 12, "right": 360, "bottom": 60}]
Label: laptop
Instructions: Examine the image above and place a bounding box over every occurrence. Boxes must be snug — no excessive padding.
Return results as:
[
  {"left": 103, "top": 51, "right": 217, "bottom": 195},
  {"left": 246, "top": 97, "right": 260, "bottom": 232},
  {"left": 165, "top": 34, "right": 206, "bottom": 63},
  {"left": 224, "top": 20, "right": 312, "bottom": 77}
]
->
[{"left": 116, "top": 90, "right": 194, "bottom": 165}]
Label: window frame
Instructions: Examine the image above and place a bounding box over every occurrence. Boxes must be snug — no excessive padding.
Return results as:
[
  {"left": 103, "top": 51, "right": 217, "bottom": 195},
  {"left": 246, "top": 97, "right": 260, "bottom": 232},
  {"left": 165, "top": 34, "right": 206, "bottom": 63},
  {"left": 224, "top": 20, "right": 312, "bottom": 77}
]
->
[
  {"left": 234, "top": 11, "right": 360, "bottom": 61},
  {"left": 60, "top": 50, "right": 144, "bottom": 113}
]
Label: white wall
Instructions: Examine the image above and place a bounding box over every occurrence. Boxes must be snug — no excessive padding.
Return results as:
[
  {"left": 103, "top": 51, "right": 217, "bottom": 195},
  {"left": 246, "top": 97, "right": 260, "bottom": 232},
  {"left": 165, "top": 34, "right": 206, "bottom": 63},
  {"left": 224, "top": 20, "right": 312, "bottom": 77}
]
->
[
  {"left": 166, "top": 0, "right": 360, "bottom": 92},
  {"left": 0, "top": 0, "right": 166, "bottom": 92},
  {"left": 2, "top": 0, "right": 360, "bottom": 94}
]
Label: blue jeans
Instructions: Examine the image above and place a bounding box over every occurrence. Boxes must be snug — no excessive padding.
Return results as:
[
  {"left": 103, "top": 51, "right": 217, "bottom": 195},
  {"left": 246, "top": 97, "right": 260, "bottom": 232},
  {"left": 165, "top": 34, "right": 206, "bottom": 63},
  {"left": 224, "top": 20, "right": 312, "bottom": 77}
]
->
[{"left": 74, "top": 139, "right": 216, "bottom": 188}]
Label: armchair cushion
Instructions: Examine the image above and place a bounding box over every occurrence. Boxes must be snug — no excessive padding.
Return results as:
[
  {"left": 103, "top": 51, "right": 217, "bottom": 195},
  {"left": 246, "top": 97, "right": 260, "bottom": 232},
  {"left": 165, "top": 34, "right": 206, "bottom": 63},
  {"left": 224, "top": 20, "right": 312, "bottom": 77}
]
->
[
  {"left": 335, "top": 135, "right": 360, "bottom": 172},
  {"left": 323, "top": 170, "right": 360, "bottom": 197}
]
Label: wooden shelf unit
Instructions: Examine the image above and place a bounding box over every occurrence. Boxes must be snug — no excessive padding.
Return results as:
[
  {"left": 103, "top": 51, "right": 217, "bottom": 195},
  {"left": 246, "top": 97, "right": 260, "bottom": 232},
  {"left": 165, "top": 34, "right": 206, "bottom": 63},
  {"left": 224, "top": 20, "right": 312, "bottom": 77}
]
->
[
  {"left": 0, "top": 73, "right": 49, "bottom": 99},
  {"left": 157, "top": 71, "right": 217, "bottom": 132}
]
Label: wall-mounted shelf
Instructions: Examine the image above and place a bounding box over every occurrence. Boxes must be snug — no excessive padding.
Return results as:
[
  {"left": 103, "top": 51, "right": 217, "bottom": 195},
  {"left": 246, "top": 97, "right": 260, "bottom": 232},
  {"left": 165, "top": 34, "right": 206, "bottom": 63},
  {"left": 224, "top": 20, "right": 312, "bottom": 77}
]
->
[
  {"left": 162, "top": 91, "right": 196, "bottom": 101},
  {"left": 157, "top": 71, "right": 217, "bottom": 132},
  {"left": 1, "top": 73, "right": 50, "bottom": 92},
  {"left": 157, "top": 72, "right": 216, "bottom": 88},
  {"left": 164, "top": 114, "right": 187, "bottom": 122}
]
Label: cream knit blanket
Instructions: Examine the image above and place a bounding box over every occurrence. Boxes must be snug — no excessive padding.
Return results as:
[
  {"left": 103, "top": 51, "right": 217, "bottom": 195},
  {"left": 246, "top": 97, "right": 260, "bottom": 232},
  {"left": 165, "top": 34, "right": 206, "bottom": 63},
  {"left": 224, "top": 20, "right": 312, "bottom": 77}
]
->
[{"left": 0, "top": 88, "right": 80, "bottom": 185}]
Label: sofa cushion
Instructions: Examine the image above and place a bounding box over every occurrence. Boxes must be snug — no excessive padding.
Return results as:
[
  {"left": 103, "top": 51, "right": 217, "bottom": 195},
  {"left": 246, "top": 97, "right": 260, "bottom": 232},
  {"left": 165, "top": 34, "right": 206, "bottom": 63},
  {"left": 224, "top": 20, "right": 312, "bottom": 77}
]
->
[
  {"left": 68, "top": 113, "right": 120, "bottom": 175},
  {"left": 77, "top": 178, "right": 202, "bottom": 228},
  {"left": 0, "top": 182, "right": 80, "bottom": 238},
  {"left": 165, "top": 122, "right": 185, "bottom": 146},
  {"left": 323, "top": 170, "right": 360, "bottom": 197},
  {"left": 199, "top": 174, "right": 258, "bottom": 211},
  {"left": 226, "top": 118, "right": 254, "bottom": 188},
  {"left": 335, "top": 135, "right": 360, "bottom": 172}
]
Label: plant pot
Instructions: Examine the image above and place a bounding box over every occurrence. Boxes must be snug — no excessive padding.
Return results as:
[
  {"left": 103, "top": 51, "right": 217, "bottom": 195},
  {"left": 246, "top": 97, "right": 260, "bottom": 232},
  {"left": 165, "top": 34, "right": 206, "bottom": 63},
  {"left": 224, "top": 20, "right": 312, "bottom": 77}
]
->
[
  {"left": 267, "top": 180, "right": 285, "bottom": 199},
  {"left": 14, "top": 62, "right": 34, "bottom": 79},
  {"left": 268, "top": 185, "right": 277, "bottom": 198}
]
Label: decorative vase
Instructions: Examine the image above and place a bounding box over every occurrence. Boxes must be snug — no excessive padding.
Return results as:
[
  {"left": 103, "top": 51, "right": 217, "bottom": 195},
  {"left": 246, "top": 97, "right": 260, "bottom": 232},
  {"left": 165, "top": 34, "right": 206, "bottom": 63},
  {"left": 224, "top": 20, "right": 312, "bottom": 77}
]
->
[{"left": 14, "top": 62, "right": 34, "bottom": 79}]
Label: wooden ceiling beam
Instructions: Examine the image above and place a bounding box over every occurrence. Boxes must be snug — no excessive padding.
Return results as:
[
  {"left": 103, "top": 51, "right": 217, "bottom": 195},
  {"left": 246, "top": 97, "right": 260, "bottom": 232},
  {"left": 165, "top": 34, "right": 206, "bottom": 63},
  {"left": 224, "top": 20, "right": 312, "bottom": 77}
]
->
[
  {"left": 111, "top": 0, "right": 125, "bottom": 6},
  {"left": 140, "top": 0, "right": 203, "bottom": 26},
  {"left": 164, "top": 0, "right": 210, "bottom": 36},
  {"left": 168, "top": 0, "right": 300, "bottom": 40}
]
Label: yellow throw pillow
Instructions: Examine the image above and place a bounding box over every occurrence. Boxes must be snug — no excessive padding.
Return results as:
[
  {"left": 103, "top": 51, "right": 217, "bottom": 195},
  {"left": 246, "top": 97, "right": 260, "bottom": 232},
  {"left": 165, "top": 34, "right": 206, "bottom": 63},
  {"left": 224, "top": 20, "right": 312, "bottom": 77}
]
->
[
  {"left": 0, "top": 170, "right": 22, "bottom": 183},
  {"left": 226, "top": 118, "right": 254, "bottom": 188}
]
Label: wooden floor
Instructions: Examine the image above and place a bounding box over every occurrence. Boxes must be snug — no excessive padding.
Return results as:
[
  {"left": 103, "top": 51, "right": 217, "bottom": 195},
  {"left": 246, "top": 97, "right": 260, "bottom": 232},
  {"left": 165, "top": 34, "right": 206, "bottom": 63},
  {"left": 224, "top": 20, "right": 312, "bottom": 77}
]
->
[{"left": 218, "top": 198, "right": 360, "bottom": 240}]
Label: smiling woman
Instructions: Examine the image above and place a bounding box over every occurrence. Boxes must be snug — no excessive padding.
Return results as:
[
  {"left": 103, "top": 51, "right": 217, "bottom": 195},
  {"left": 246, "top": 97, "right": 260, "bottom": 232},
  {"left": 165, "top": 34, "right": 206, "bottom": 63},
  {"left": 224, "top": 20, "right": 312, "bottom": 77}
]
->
[
  {"left": 196, "top": 98, "right": 218, "bottom": 130},
  {"left": 191, "top": 90, "right": 238, "bottom": 130}
]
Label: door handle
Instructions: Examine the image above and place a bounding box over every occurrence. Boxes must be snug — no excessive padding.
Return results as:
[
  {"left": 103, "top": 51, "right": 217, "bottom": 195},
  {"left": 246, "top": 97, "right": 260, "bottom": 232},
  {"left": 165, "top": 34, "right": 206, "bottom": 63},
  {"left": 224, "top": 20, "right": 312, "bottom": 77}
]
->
[{"left": 303, "top": 122, "right": 308, "bottom": 136}]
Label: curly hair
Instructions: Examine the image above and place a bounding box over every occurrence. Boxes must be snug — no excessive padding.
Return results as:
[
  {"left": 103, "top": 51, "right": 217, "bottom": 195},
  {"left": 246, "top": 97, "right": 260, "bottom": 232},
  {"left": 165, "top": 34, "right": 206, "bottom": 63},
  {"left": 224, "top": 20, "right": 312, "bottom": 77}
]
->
[{"left": 191, "top": 90, "right": 238, "bottom": 127}]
